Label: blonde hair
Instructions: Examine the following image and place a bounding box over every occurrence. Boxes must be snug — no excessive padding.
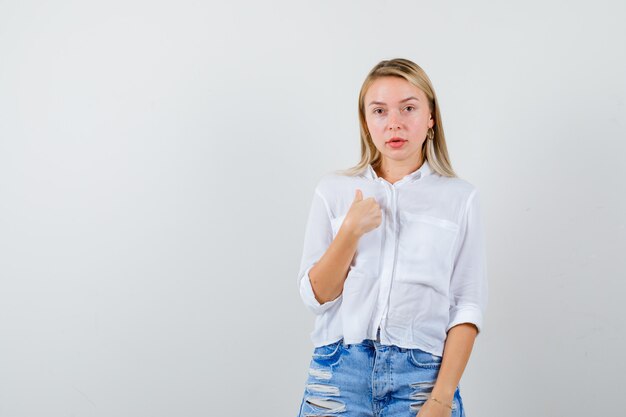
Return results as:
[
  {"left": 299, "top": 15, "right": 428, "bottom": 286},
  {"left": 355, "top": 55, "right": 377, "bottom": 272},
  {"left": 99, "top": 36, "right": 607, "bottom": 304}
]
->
[{"left": 335, "top": 58, "right": 457, "bottom": 178}]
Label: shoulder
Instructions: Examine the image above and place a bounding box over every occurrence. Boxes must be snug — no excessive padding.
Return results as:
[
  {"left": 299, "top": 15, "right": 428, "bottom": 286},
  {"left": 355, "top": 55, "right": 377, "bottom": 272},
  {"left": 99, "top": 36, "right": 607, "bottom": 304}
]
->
[
  {"left": 427, "top": 172, "right": 479, "bottom": 201},
  {"left": 314, "top": 170, "right": 364, "bottom": 197}
]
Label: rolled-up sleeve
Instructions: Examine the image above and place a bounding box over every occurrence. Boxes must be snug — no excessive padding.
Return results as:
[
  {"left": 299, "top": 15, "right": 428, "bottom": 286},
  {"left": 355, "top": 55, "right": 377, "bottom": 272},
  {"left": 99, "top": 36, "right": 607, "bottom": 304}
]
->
[
  {"left": 297, "top": 185, "right": 343, "bottom": 315},
  {"left": 446, "top": 188, "right": 488, "bottom": 335}
]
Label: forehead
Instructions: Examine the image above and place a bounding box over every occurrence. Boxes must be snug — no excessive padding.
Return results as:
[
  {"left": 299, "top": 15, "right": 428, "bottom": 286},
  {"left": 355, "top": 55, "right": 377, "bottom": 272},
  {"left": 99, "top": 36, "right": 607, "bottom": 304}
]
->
[{"left": 365, "top": 76, "right": 427, "bottom": 103}]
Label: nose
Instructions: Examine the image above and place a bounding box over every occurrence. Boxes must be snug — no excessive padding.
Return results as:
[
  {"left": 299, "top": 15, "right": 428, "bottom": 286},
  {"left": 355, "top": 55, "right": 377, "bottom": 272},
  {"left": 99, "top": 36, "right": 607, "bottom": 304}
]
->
[{"left": 388, "top": 113, "right": 400, "bottom": 130}]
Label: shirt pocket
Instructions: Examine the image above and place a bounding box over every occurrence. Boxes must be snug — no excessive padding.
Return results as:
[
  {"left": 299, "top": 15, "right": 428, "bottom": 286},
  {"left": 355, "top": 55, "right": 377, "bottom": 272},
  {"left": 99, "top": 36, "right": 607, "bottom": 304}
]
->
[
  {"left": 395, "top": 212, "right": 459, "bottom": 291},
  {"left": 330, "top": 212, "right": 383, "bottom": 277}
]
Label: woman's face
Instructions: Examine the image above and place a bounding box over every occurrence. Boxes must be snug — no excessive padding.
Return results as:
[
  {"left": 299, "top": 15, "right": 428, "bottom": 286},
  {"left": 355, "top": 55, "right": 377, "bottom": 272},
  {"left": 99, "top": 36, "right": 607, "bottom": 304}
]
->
[{"left": 363, "top": 76, "right": 434, "bottom": 166}]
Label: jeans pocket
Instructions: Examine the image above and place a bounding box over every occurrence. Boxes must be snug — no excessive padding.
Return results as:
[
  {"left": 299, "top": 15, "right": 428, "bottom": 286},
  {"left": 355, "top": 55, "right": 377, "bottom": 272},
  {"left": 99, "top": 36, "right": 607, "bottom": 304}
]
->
[
  {"left": 408, "top": 347, "right": 442, "bottom": 369},
  {"left": 453, "top": 387, "right": 465, "bottom": 417},
  {"left": 312, "top": 339, "right": 343, "bottom": 367}
]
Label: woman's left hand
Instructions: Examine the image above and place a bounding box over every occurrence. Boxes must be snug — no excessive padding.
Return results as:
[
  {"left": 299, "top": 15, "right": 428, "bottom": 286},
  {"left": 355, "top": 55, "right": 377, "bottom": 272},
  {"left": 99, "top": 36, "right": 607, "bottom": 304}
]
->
[{"left": 415, "top": 398, "right": 452, "bottom": 417}]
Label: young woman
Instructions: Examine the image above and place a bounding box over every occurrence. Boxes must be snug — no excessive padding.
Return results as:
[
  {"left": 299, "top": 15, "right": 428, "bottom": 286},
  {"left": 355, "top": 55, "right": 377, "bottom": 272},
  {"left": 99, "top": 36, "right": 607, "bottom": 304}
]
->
[{"left": 295, "top": 58, "right": 488, "bottom": 417}]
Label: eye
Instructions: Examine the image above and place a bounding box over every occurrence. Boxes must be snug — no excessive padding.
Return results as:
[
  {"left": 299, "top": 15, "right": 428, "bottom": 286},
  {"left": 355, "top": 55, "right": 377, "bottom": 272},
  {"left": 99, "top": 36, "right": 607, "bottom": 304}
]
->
[
  {"left": 404, "top": 106, "right": 415, "bottom": 112},
  {"left": 373, "top": 108, "right": 385, "bottom": 115}
]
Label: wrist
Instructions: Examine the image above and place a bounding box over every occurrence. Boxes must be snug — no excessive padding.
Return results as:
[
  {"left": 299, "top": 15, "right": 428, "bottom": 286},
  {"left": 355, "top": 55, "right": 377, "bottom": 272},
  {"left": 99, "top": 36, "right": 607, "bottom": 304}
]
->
[
  {"left": 428, "top": 396, "right": 453, "bottom": 410},
  {"left": 339, "top": 219, "right": 362, "bottom": 240},
  {"left": 430, "top": 386, "right": 455, "bottom": 403}
]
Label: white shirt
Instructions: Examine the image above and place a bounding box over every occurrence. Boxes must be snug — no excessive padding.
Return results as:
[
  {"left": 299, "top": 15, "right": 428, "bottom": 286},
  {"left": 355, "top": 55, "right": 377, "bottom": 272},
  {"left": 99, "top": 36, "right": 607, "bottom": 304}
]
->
[{"left": 297, "top": 159, "right": 488, "bottom": 357}]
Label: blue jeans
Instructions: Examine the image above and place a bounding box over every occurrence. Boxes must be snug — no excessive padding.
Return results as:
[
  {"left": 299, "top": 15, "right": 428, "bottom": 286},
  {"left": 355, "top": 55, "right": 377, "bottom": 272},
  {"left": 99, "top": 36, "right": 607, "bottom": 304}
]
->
[{"left": 296, "top": 336, "right": 466, "bottom": 417}]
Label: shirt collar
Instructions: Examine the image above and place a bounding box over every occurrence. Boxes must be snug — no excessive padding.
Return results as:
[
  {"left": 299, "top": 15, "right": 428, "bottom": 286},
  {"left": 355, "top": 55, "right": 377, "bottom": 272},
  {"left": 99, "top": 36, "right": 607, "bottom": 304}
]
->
[{"left": 363, "top": 159, "right": 432, "bottom": 182}]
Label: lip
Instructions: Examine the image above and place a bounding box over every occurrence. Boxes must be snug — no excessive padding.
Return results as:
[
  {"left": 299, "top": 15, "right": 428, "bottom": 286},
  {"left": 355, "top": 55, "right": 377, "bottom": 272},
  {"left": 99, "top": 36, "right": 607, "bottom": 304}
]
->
[
  {"left": 386, "top": 137, "right": 407, "bottom": 143},
  {"left": 386, "top": 138, "right": 407, "bottom": 149}
]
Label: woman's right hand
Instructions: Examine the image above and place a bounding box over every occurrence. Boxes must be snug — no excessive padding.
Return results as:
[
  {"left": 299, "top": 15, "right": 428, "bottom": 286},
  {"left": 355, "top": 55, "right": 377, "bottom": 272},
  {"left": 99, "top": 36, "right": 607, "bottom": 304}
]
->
[{"left": 342, "top": 189, "right": 382, "bottom": 238}]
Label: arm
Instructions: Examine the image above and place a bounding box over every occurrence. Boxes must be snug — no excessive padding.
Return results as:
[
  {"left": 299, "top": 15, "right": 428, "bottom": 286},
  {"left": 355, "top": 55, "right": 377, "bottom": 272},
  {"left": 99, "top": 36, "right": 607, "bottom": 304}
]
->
[
  {"left": 430, "top": 323, "right": 477, "bottom": 403},
  {"left": 431, "top": 188, "right": 488, "bottom": 404},
  {"left": 309, "top": 221, "right": 360, "bottom": 304},
  {"left": 297, "top": 186, "right": 360, "bottom": 313}
]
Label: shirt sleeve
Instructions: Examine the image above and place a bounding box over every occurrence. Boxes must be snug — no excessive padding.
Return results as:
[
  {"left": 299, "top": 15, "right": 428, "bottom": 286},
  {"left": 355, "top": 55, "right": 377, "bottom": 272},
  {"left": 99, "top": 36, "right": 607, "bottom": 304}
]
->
[
  {"left": 297, "top": 185, "right": 343, "bottom": 315},
  {"left": 446, "top": 188, "right": 489, "bottom": 335}
]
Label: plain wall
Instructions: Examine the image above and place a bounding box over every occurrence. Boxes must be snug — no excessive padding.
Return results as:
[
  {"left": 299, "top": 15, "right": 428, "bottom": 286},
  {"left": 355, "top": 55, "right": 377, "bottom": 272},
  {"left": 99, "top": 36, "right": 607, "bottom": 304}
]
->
[{"left": 1, "top": 1, "right": 625, "bottom": 416}]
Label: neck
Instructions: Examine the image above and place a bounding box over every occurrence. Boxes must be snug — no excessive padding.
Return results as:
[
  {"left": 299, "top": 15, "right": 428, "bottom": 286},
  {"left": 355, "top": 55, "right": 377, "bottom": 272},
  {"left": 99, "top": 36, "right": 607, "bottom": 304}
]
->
[{"left": 376, "top": 155, "right": 424, "bottom": 182}]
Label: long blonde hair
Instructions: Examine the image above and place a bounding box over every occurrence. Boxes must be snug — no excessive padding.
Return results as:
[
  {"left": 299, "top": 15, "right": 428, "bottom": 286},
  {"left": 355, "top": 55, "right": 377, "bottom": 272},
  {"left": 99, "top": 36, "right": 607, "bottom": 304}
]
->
[{"left": 335, "top": 58, "right": 457, "bottom": 178}]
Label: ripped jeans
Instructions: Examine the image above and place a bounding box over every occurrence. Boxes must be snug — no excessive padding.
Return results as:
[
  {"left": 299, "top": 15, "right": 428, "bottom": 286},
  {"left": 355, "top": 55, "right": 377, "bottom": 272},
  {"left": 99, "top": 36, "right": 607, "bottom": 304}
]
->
[{"left": 296, "top": 336, "right": 466, "bottom": 417}]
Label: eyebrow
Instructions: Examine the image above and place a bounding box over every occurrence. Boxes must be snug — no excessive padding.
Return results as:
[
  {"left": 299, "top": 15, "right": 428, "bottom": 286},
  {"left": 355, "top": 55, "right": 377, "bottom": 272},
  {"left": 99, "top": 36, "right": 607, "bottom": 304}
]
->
[{"left": 368, "top": 96, "right": 420, "bottom": 107}]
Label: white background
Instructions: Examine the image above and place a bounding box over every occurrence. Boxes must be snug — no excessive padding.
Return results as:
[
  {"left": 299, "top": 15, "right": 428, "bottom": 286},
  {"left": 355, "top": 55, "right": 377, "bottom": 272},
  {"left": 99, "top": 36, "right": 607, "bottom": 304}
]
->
[{"left": 1, "top": 1, "right": 625, "bottom": 416}]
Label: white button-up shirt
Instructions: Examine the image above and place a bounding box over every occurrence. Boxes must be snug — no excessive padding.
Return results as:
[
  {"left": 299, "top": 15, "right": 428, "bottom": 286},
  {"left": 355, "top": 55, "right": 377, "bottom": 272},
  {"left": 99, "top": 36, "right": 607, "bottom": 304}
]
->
[{"left": 297, "top": 159, "right": 488, "bottom": 357}]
